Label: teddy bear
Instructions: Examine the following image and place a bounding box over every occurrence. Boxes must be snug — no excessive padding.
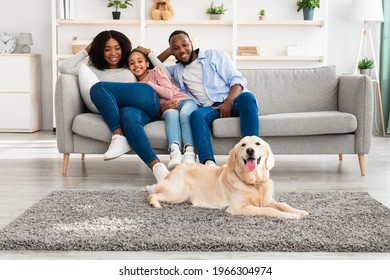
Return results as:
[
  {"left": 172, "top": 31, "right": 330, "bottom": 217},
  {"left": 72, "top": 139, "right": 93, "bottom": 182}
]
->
[{"left": 151, "top": 0, "right": 174, "bottom": 20}]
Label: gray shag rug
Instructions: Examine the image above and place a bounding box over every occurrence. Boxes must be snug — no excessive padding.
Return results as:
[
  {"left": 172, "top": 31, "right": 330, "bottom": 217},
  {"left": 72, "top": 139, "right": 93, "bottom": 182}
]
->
[{"left": 1, "top": 190, "right": 390, "bottom": 252}]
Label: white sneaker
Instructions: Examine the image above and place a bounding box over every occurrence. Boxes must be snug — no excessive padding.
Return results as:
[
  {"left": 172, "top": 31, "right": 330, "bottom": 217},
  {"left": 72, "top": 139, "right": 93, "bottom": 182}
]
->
[
  {"left": 205, "top": 160, "right": 217, "bottom": 167},
  {"left": 103, "top": 134, "right": 131, "bottom": 161},
  {"left": 168, "top": 150, "right": 182, "bottom": 170},
  {"left": 182, "top": 150, "right": 196, "bottom": 165},
  {"left": 152, "top": 162, "right": 170, "bottom": 182}
]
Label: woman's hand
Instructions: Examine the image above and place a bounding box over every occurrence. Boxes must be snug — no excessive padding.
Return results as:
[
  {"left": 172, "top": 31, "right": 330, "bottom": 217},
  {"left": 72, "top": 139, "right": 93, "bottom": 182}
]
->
[
  {"left": 85, "top": 43, "right": 92, "bottom": 54},
  {"left": 160, "top": 100, "right": 180, "bottom": 113}
]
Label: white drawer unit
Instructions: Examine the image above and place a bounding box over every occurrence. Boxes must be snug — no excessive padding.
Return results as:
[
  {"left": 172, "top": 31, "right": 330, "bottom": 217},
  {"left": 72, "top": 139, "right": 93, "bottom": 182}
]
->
[{"left": 0, "top": 54, "right": 41, "bottom": 132}]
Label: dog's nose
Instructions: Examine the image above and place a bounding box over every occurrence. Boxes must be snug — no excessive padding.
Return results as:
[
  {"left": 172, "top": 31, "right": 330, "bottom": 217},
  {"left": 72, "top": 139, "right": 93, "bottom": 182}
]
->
[{"left": 246, "top": 148, "right": 254, "bottom": 156}]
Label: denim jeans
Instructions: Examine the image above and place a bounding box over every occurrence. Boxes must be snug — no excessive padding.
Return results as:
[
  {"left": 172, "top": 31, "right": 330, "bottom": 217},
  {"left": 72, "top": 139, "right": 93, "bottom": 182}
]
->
[
  {"left": 161, "top": 99, "right": 198, "bottom": 151},
  {"left": 120, "top": 106, "right": 160, "bottom": 166},
  {"left": 90, "top": 81, "right": 161, "bottom": 166},
  {"left": 190, "top": 91, "right": 259, "bottom": 163},
  {"left": 90, "top": 82, "right": 160, "bottom": 132}
]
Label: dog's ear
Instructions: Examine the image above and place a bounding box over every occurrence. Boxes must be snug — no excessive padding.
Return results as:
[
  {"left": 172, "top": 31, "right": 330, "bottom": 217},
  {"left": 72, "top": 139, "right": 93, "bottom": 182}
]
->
[
  {"left": 265, "top": 145, "right": 275, "bottom": 170},
  {"left": 227, "top": 144, "right": 237, "bottom": 170}
]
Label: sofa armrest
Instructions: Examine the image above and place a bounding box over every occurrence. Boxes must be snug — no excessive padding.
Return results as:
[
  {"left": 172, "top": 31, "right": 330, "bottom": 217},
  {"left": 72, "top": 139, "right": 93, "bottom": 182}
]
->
[
  {"left": 55, "top": 74, "right": 86, "bottom": 153},
  {"left": 338, "top": 75, "right": 374, "bottom": 154}
]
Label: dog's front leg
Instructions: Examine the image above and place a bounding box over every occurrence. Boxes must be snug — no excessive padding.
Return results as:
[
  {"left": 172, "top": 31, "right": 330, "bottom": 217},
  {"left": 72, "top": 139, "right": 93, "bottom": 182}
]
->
[
  {"left": 147, "top": 193, "right": 163, "bottom": 208},
  {"left": 228, "top": 205, "right": 301, "bottom": 219},
  {"left": 267, "top": 200, "right": 309, "bottom": 218}
]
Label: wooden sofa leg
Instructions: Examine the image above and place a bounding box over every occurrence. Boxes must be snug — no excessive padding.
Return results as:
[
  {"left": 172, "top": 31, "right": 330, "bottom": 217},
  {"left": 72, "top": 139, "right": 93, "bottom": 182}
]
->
[
  {"left": 338, "top": 154, "right": 343, "bottom": 161},
  {"left": 62, "top": 153, "right": 70, "bottom": 176},
  {"left": 81, "top": 153, "right": 85, "bottom": 160},
  {"left": 358, "top": 154, "right": 365, "bottom": 176}
]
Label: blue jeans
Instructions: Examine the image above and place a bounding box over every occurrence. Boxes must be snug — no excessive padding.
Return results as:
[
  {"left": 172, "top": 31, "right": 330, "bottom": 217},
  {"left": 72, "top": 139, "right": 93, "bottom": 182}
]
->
[
  {"left": 190, "top": 91, "right": 259, "bottom": 163},
  {"left": 162, "top": 99, "right": 198, "bottom": 151},
  {"left": 90, "top": 82, "right": 160, "bottom": 132},
  {"left": 90, "top": 82, "right": 161, "bottom": 166},
  {"left": 120, "top": 107, "right": 160, "bottom": 166}
]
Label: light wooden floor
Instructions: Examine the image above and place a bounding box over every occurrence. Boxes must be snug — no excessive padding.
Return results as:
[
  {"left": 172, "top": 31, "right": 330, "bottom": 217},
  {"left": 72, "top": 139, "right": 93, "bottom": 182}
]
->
[{"left": 0, "top": 131, "right": 389, "bottom": 260}]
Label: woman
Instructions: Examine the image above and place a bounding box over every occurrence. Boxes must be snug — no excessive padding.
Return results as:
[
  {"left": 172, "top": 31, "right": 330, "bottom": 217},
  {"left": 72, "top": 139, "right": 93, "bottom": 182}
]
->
[{"left": 58, "top": 30, "right": 169, "bottom": 182}]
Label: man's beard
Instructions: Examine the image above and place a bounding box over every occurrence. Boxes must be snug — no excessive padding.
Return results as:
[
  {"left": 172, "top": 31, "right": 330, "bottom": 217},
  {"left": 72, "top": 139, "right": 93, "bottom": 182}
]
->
[{"left": 178, "top": 50, "right": 195, "bottom": 65}]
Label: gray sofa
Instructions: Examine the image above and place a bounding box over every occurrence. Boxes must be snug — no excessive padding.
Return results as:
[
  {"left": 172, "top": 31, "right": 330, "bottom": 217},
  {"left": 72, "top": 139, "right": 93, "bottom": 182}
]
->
[{"left": 55, "top": 65, "right": 373, "bottom": 176}]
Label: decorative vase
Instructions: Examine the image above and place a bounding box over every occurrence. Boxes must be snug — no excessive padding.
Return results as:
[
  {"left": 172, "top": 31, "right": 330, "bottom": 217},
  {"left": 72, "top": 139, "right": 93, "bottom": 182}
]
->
[
  {"left": 259, "top": 15, "right": 265, "bottom": 21},
  {"left": 210, "top": 14, "right": 222, "bottom": 20},
  {"left": 112, "top": 11, "right": 121, "bottom": 20},
  {"left": 303, "top": 8, "right": 314, "bottom": 20},
  {"left": 359, "top": 69, "right": 371, "bottom": 76}
]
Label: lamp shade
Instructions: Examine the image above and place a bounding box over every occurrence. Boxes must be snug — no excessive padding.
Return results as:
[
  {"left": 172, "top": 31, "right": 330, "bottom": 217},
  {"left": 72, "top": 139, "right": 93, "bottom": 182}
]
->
[
  {"left": 350, "top": 0, "right": 384, "bottom": 22},
  {"left": 18, "top": 33, "right": 33, "bottom": 45}
]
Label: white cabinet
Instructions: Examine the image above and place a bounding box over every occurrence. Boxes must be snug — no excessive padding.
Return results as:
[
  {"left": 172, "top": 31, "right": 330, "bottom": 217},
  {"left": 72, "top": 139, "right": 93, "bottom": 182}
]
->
[{"left": 0, "top": 54, "right": 41, "bottom": 132}]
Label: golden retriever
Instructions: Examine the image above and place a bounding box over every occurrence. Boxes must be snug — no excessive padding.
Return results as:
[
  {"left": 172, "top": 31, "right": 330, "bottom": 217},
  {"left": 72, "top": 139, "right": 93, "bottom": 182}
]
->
[{"left": 146, "top": 136, "right": 309, "bottom": 219}]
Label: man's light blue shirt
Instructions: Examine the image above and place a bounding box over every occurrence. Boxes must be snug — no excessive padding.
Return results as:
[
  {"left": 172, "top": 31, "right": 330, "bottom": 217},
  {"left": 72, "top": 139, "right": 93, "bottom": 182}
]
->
[{"left": 166, "top": 49, "right": 249, "bottom": 106}]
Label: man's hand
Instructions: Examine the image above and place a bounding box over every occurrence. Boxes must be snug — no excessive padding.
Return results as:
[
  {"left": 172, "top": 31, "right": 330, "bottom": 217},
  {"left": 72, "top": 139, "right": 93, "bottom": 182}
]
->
[
  {"left": 212, "top": 100, "right": 233, "bottom": 118},
  {"left": 160, "top": 100, "right": 180, "bottom": 113}
]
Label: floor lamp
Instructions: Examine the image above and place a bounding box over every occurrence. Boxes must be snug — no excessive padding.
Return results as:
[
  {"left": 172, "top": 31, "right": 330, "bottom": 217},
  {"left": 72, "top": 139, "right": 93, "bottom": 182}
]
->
[{"left": 351, "top": 0, "right": 386, "bottom": 137}]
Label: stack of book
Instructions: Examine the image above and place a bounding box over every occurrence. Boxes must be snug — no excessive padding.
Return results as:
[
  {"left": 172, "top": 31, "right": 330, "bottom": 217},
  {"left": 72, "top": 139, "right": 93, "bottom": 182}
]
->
[{"left": 237, "top": 46, "right": 259, "bottom": 56}]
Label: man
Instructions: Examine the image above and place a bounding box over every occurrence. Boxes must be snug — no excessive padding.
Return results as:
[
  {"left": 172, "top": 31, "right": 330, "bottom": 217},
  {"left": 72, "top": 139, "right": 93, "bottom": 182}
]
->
[{"left": 159, "top": 30, "right": 259, "bottom": 166}]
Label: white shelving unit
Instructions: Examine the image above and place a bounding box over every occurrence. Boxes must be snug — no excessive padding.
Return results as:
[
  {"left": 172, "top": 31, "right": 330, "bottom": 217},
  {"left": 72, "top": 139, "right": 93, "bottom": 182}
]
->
[{"left": 51, "top": 0, "right": 328, "bottom": 127}]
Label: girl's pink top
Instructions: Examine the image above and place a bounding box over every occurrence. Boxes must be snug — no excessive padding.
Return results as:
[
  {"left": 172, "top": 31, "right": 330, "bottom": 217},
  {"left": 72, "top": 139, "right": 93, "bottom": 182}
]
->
[{"left": 144, "top": 66, "right": 191, "bottom": 106}]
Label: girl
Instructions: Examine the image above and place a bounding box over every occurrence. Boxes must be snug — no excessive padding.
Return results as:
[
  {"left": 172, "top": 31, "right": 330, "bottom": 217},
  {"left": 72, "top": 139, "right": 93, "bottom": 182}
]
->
[{"left": 128, "top": 50, "right": 198, "bottom": 170}]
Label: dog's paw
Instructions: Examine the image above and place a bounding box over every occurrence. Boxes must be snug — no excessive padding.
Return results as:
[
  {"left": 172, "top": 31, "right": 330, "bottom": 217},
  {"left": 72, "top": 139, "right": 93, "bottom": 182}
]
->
[
  {"left": 149, "top": 202, "right": 162, "bottom": 208},
  {"left": 140, "top": 186, "right": 148, "bottom": 192},
  {"left": 297, "top": 210, "right": 309, "bottom": 218},
  {"left": 147, "top": 194, "right": 162, "bottom": 208},
  {"left": 285, "top": 213, "right": 301, "bottom": 219}
]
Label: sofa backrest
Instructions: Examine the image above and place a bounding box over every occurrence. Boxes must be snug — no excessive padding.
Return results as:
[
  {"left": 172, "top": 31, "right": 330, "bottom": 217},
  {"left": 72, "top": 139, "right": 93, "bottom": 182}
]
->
[{"left": 240, "top": 66, "right": 339, "bottom": 116}]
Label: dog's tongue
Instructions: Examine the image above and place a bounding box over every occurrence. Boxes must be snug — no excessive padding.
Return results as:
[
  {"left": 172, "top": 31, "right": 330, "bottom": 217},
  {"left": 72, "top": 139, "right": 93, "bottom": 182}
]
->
[{"left": 245, "top": 159, "right": 257, "bottom": 172}]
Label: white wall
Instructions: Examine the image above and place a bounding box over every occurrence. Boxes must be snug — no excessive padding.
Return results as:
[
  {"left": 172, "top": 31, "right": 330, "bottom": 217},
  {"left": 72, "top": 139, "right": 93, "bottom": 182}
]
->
[{"left": 0, "top": 0, "right": 382, "bottom": 130}]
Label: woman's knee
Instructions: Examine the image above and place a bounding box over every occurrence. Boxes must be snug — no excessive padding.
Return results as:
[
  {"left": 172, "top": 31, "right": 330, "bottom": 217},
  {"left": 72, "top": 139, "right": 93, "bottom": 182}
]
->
[{"left": 90, "top": 82, "right": 104, "bottom": 101}]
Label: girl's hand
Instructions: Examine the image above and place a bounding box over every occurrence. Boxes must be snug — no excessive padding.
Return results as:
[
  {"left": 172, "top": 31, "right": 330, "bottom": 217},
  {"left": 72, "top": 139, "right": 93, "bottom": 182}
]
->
[{"left": 160, "top": 100, "right": 180, "bottom": 113}]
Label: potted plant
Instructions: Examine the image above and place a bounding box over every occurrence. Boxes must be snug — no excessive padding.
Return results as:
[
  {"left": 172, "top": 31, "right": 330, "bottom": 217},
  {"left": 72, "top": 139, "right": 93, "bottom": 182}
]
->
[
  {"left": 296, "top": 0, "right": 320, "bottom": 20},
  {"left": 206, "top": 1, "right": 228, "bottom": 20},
  {"left": 259, "top": 9, "right": 265, "bottom": 20},
  {"left": 107, "top": 0, "right": 133, "bottom": 20},
  {"left": 358, "top": 57, "right": 374, "bottom": 76}
]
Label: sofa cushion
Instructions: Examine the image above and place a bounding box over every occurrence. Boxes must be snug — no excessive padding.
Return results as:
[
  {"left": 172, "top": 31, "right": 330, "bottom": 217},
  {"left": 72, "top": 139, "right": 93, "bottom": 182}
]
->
[
  {"left": 212, "top": 111, "right": 357, "bottom": 137},
  {"left": 240, "top": 66, "right": 338, "bottom": 115},
  {"left": 72, "top": 113, "right": 169, "bottom": 150},
  {"left": 78, "top": 63, "right": 99, "bottom": 113}
]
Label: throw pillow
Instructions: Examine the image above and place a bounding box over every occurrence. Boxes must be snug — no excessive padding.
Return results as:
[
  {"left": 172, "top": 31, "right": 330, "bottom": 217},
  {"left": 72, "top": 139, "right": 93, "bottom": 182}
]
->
[{"left": 78, "top": 63, "right": 99, "bottom": 113}]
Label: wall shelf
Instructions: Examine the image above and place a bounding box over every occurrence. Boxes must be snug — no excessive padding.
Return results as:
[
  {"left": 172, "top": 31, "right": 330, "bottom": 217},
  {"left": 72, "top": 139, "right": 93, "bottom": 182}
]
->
[
  {"left": 236, "top": 55, "right": 323, "bottom": 62},
  {"left": 237, "top": 20, "right": 324, "bottom": 27},
  {"left": 145, "top": 19, "right": 233, "bottom": 26},
  {"left": 57, "top": 19, "right": 140, "bottom": 25}
]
